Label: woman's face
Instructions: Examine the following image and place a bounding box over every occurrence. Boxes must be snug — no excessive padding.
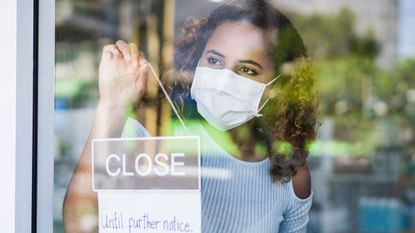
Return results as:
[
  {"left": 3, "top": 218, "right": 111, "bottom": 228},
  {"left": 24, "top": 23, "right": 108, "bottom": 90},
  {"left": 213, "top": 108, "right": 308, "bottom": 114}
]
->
[{"left": 199, "top": 20, "right": 275, "bottom": 84}]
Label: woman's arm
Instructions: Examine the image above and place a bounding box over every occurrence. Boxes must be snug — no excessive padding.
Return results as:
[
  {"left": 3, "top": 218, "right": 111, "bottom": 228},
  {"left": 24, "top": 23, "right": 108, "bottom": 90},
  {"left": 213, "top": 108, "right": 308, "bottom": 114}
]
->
[
  {"left": 279, "top": 165, "right": 313, "bottom": 233},
  {"left": 63, "top": 40, "right": 148, "bottom": 233},
  {"left": 292, "top": 165, "right": 312, "bottom": 199}
]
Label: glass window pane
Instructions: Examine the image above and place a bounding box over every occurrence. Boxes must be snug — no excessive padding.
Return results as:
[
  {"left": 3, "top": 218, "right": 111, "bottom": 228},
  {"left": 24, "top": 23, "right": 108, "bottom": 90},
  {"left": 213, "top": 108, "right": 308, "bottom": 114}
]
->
[{"left": 53, "top": 0, "right": 415, "bottom": 232}]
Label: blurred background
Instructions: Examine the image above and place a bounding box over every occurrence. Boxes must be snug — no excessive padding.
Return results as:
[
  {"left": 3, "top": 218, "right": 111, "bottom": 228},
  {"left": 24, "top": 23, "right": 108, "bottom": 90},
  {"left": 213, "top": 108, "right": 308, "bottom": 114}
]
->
[{"left": 54, "top": 0, "right": 415, "bottom": 232}]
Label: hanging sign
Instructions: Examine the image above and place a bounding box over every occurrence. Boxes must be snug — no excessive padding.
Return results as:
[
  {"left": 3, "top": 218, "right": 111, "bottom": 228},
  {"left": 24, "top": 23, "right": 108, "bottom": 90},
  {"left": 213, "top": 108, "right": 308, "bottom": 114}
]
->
[{"left": 92, "top": 136, "right": 201, "bottom": 233}]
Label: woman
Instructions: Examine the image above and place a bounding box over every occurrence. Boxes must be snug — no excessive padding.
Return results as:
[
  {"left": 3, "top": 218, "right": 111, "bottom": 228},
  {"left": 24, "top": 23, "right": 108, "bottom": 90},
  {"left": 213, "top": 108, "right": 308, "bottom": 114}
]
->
[{"left": 63, "top": 0, "right": 319, "bottom": 232}]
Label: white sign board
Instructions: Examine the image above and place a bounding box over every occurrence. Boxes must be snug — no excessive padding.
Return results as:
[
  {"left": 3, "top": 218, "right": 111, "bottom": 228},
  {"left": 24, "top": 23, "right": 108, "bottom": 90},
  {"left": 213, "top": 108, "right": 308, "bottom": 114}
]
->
[
  {"left": 98, "top": 192, "right": 201, "bottom": 233},
  {"left": 93, "top": 137, "right": 201, "bottom": 233}
]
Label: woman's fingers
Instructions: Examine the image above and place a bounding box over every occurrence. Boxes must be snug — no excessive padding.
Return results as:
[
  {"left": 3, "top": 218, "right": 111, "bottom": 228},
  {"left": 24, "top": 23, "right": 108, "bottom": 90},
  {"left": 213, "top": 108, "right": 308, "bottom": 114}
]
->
[
  {"left": 115, "top": 40, "right": 131, "bottom": 61},
  {"left": 102, "top": 44, "right": 121, "bottom": 61},
  {"left": 100, "top": 41, "right": 148, "bottom": 101},
  {"left": 137, "top": 51, "right": 148, "bottom": 78},
  {"left": 136, "top": 65, "right": 148, "bottom": 97},
  {"left": 127, "top": 43, "right": 147, "bottom": 86},
  {"left": 103, "top": 41, "right": 141, "bottom": 66},
  {"left": 135, "top": 52, "right": 148, "bottom": 96},
  {"left": 129, "top": 43, "right": 140, "bottom": 67}
]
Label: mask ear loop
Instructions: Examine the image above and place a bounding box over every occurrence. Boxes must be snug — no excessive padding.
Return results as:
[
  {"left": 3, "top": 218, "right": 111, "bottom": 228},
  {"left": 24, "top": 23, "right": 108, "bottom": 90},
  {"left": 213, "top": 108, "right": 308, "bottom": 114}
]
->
[
  {"left": 146, "top": 63, "right": 189, "bottom": 133},
  {"left": 255, "top": 74, "right": 281, "bottom": 117},
  {"left": 265, "top": 74, "right": 281, "bottom": 87}
]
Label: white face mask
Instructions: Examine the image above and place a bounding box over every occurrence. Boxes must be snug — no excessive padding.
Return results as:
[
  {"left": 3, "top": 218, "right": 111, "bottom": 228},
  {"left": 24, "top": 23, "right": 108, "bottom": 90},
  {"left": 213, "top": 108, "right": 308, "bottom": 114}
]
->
[{"left": 190, "top": 66, "right": 280, "bottom": 131}]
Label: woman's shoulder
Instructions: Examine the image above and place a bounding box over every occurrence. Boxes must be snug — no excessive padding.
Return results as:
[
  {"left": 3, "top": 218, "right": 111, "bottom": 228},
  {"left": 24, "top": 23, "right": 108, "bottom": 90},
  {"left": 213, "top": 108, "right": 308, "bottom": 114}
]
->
[{"left": 289, "top": 165, "right": 312, "bottom": 201}]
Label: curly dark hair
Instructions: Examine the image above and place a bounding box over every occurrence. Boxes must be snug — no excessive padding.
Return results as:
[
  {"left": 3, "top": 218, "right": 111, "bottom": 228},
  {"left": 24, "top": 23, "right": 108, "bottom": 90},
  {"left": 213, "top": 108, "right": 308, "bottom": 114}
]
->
[{"left": 171, "top": 0, "right": 319, "bottom": 183}]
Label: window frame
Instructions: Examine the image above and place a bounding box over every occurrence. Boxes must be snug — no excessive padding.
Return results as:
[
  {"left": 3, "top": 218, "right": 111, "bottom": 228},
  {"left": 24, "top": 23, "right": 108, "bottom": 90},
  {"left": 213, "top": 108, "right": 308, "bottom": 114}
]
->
[
  {"left": 14, "top": 0, "right": 36, "bottom": 232},
  {"left": 36, "top": 0, "right": 55, "bottom": 232}
]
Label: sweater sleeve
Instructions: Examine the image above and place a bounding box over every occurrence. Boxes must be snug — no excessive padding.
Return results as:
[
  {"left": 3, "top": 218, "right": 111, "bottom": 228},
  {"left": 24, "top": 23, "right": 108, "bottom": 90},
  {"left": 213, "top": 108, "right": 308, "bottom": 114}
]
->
[
  {"left": 121, "top": 117, "right": 151, "bottom": 138},
  {"left": 278, "top": 180, "right": 313, "bottom": 233}
]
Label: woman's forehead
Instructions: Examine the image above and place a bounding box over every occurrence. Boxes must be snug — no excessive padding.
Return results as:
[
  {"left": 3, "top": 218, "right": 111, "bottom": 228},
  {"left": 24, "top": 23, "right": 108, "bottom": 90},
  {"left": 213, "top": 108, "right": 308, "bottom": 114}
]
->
[{"left": 204, "top": 21, "right": 272, "bottom": 65}]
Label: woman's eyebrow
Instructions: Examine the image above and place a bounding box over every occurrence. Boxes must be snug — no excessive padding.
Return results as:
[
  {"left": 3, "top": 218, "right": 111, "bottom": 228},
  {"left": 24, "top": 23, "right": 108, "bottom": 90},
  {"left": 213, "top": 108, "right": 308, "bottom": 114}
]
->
[
  {"left": 238, "top": 60, "right": 263, "bottom": 69},
  {"left": 206, "top": 50, "right": 225, "bottom": 58},
  {"left": 206, "top": 50, "right": 263, "bottom": 69}
]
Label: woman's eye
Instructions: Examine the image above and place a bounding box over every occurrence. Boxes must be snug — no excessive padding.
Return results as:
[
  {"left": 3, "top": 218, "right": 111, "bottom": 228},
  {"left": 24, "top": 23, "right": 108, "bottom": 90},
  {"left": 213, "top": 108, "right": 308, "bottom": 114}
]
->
[
  {"left": 207, "top": 57, "right": 222, "bottom": 66},
  {"left": 239, "top": 66, "right": 258, "bottom": 76}
]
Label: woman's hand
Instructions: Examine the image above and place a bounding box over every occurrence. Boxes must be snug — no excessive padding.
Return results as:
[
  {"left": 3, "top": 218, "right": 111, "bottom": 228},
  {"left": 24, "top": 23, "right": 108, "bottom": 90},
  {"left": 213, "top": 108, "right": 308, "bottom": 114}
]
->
[
  {"left": 64, "top": 41, "right": 149, "bottom": 233},
  {"left": 98, "top": 40, "right": 148, "bottom": 109}
]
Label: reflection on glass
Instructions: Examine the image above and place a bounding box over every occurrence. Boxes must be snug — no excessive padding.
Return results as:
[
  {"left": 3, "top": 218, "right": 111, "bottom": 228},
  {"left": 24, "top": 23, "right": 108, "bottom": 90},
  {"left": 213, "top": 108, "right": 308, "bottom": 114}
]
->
[{"left": 54, "top": 0, "right": 415, "bottom": 232}]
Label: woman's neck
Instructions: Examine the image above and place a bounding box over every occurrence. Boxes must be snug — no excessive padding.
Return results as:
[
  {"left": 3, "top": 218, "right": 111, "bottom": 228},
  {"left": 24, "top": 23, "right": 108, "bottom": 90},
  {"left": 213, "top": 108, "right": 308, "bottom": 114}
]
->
[{"left": 201, "top": 121, "right": 267, "bottom": 162}]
